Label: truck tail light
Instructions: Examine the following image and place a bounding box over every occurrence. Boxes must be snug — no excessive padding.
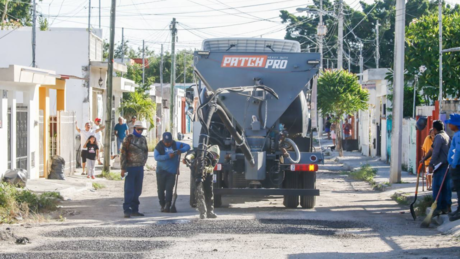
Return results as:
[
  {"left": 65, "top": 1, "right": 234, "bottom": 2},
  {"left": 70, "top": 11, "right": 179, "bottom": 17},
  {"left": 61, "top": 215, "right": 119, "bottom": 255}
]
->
[
  {"left": 290, "top": 164, "right": 318, "bottom": 172},
  {"left": 214, "top": 164, "right": 222, "bottom": 171}
]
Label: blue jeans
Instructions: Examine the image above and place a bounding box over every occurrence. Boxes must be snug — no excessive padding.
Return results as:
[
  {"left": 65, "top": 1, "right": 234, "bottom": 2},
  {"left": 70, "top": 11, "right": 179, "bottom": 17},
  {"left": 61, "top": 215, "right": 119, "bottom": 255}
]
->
[
  {"left": 123, "top": 166, "right": 144, "bottom": 214},
  {"left": 432, "top": 164, "right": 452, "bottom": 211},
  {"left": 117, "top": 137, "right": 123, "bottom": 154}
]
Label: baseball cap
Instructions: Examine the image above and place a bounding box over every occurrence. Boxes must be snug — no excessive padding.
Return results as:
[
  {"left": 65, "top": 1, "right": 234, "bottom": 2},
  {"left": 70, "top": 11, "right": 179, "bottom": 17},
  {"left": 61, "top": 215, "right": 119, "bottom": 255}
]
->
[
  {"left": 95, "top": 118, "right": 101, "bottom": 122},
  {"left": 162, "top": 132, "right": 173, "bottom": 143},
  {"left": 132, "top": 115, "right": 137, "bottom": 119}
]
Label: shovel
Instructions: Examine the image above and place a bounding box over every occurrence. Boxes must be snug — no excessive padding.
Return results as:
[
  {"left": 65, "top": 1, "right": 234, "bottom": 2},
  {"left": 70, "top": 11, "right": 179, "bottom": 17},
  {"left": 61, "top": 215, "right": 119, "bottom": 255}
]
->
[
  {"left": 170, "top": 154, "right": 181, "bottom": 213},
  {"left": 421, "top": 165, "right": 450, "bottom": 228},
  {"left": 410, "top": 163, "right": 423, "bottom": 220}
]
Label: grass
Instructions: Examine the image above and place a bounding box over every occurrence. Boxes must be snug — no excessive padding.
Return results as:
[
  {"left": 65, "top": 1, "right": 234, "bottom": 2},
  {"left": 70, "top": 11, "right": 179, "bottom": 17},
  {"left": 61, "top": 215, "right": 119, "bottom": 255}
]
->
[
  {"left": 347, "top": 165, "right": 392, "bottom": 191},
  {"left": 92, "top": 182, "right": 106, "bottom": 190},
  {"left": 101, "top": 171, "right": 122, "bottom": 181},
  {"left": 391, "top": 192, "right": 411, "bottom": 205},
  {"left": 349, "top": 165, "right": 377, "bottom": 182},
  {"left": 0, "top": 182, "right": 62, "bottom": 224},
  {"left": 390, "top": 192, "right": 433, "bottom": 216}
]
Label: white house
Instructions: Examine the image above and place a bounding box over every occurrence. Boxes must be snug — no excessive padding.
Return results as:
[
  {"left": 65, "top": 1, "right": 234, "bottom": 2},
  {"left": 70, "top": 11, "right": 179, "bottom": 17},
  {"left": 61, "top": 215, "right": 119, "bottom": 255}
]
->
[
  {"left": 0, "top": 27, "right": 129, "bottom": 126},
  {"left": 359, "top": 68, "right": 390, "bottom": 160},
  {"left": 0, "top": 65, "right": 57, "bottom": 179},
  {"left": 150, "top": 83, "right": 187, "bottom": 139}
]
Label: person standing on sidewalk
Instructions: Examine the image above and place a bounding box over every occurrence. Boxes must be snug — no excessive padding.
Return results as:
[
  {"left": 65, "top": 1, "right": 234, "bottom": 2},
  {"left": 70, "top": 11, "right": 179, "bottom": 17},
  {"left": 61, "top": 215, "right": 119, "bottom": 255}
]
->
[
  {"left": 93, "top": 118, "right": 104, "bottom": 165},
  {"left": 120, "top": 121, "right": 149, "bottom": 218},
  {"left": 76, "top": 121, "right": 105, "bottom": 175},
  {"left": 154, "top": 132, "right": 190, "bottom": 212},
  {"left": 114, "top": 117, "right": 129, "bottom": 155},
  {"left": 422, "top": 120, "right": 452, "bottom": 216},
  {"left": 421, "top": 129, "right": 435, "bottom": 190},
  {"left": 447, "top": 114, "right": 460, "bottom": 221},
  {"left": 83, "top": 136, "right": 99, "bottom": 179},
  {"left": 127, "top": 115, "right": 137, "bottom": 134}
]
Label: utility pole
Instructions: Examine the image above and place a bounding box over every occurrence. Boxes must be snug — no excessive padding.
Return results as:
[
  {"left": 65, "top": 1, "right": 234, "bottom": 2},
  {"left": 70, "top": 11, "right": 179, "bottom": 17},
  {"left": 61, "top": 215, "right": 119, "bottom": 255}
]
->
[
  {"left": 375, "top": 21, "right": 380, "bottom": 68},
  {"left": 359, "top": 43, "right": 363, "bottom": 84},
  {"left": 170, "top": 18, "right": 177, "bottom": 136},
  {"left": 337, "top": 0, "right": 343, "bottom": 70},
  {"left": 32, "top": 0, "right": 36, "bottom": 67},
  {"left": 142, "top": 40, "right": 145, "bottom": 85},
  {"left": 99, "top": 0, "right": 101, "bottom": 29},
  {"left": 184, "top": 53, "right": 186, "bottom": 84},
  {"left": 319, "top": 0, "right": 323, "bottom": 70},
  {"left": 160, "top": 44, "right": 164, "bottom": 136},
  {"left": 390, "top": 0, "right": 406, "bottom": 183},
  {"left": 103, "top": 0, "right": 117, "bottom": 172},
  {"left": 438, "top": 0, "right": 443, "bottom": 116},
  {"left": 121, "top": 28, "right": 124, "bottom": 63}
]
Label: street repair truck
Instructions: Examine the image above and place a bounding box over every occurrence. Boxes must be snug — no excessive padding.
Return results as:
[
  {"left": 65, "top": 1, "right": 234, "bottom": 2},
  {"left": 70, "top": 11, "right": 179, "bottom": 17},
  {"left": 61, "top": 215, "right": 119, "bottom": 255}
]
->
[{"left": 187, "top": 38, "right": 323, "bottom": 209}]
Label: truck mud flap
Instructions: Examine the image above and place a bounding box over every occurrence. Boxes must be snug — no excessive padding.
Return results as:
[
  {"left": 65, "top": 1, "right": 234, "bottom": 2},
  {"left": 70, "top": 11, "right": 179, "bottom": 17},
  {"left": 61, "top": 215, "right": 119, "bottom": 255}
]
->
[{"left": 214, "top": 189, "right": 319, "bottom": 196}]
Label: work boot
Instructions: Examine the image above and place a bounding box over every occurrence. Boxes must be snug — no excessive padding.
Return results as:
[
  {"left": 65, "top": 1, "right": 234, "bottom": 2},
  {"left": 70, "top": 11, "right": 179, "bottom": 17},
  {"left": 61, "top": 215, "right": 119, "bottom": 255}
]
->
[
  {"left": 164, "top": 203, "right": 171, "bottom": 213},
  {"left": 124, "top": 213, "right": 131, "bottom": 218},
  {"left": 160, "top": 206, "right": 165, "bottom": 212},
  {"left": 207, "top": 211, "right": 217, "bottom": 218},
  {"left": 132, "top": 212, "right": 145, "bottom": 217},
  {"left": 449, "top": 209, "right": 460, "bottom": 222},
  {"left": 199, "top": 213, "right": 206, "bottom": 219}
]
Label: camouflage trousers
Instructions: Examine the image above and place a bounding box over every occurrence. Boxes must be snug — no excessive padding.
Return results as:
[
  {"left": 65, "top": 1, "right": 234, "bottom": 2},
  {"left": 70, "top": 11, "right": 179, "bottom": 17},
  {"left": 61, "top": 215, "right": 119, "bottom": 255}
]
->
[{"left": 196, "top": 173, "right": 214, "bottom": 215}]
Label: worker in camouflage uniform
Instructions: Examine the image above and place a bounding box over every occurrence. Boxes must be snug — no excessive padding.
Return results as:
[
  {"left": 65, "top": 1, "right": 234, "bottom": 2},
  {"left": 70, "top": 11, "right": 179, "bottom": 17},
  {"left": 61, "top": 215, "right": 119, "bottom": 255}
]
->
[
  {"left": 184, "top": 145, "right": 220, "bottom": 219},
  {"left": 120, "top": 121, "right": 148, "bottom": 218}
]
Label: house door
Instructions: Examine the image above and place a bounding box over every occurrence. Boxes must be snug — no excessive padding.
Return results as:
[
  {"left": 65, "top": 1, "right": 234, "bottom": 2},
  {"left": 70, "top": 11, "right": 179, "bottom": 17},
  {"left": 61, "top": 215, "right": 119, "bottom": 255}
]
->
[
  {"left": 16, "top": 106, "right": 28, "bottom": 170},
  {"left": 376, "top": 123, "right": 381, "bottom": 157}
]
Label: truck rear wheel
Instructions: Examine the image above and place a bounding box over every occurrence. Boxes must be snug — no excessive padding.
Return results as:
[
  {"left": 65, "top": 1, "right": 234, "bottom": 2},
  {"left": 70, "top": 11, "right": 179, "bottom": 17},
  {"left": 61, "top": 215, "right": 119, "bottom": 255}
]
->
[
  {"left": 300, "top": 171, "right": 316, "bottom": 209},
  {"left": 283, "top": 172, "right": 299, "bottom": 208},
  {"left": 190, "top": 171, "right": 197, "bottom": 208}
]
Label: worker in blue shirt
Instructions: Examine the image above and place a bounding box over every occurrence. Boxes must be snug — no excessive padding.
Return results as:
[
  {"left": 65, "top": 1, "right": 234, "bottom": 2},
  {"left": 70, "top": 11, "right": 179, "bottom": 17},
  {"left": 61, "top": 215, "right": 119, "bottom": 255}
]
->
[
  {"left": 447, "top": 114, "right": 460, "bottom": 222},
  {"left": 154, "top": 132, "right": 190, "bottom": 212}
]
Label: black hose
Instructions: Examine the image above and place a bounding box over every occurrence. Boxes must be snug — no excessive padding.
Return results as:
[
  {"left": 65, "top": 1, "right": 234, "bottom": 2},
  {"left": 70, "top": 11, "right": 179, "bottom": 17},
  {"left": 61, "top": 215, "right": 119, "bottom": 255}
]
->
[{"left": 215, "top": 105, "right": 255, "bottom": 166}]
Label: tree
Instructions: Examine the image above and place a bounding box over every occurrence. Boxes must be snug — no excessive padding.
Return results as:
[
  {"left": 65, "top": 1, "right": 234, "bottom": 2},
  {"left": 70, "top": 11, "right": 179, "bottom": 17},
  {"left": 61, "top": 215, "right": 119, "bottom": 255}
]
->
[
  {"left": 1, "top": 0, "right": 42, "bottom": 29},
  {"left": 406, "top": 12, "right": 460, "bottom": 101},
  {"left": 119, "top": 91, "right": 156, "bottom": 130},
  {"left": 317, "top": 70, "right": 369, "bottom": 156}
]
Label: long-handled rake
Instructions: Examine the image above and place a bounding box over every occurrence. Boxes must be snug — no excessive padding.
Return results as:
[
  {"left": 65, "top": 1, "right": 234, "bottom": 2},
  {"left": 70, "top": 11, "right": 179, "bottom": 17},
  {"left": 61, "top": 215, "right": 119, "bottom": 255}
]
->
[
  {"left": 421, "top": 165, "right": 450, "bottom": 228},
  {"left": 410, "top": 163, "right": 423, "bottom": 220}
]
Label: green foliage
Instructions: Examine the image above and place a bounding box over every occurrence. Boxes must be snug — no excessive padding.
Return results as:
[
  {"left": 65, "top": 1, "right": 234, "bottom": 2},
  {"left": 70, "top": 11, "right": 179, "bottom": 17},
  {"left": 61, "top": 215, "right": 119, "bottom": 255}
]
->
[
  {"left": 92, "top": 182, "right": 106, "bottom": 190},
  {"left": 1, "top": 0, "right": 43, "bottom": 29},
  {"left": 318, "top": 70, "right": 369, "bottom": 118},
  {"left": 119, "top": 91, "right": 156, "bottom": 130},
  {"left": 349, "top": 164, "right": 377, "bottom": 182},
  {"left": 39, "top": 16, "right": 48, "bottom": 31},
  {"left": 102, "top": 171, "right": 122, "bottom": 181},
  {"left": 0, "top": 183, "right": 61, "bottom": 223},
  {"left": 280, "top": 0, "right": 434, "bottom": 70},
  {"left": 406, "top": 12, "right": 460, "bottom": 100},
  {"left": 415, "top": 195, "right": 434, "bottom": 216},
  {"left": 391, "top": 192, "right": 410, "bottom": 205}
]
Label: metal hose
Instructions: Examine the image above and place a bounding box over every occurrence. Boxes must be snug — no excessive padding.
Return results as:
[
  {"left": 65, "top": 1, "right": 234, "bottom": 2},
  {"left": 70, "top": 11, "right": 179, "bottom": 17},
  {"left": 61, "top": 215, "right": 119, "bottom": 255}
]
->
[
  {"left": 284, "top": 138, "right": 301, "bottom": 163},
  {"left": 215, "top": 105, "right": 255, "bottom": 166}
]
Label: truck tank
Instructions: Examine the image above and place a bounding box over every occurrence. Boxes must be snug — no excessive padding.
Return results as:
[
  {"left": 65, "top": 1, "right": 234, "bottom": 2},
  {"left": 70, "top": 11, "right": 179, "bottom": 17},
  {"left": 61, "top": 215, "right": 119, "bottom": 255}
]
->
[{"left": 189, "top": 38, "right": 323, "bottom": 209}]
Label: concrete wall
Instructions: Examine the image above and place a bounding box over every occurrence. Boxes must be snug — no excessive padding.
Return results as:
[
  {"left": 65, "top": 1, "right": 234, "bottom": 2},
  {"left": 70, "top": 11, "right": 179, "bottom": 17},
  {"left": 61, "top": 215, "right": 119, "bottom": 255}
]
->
[
  {"left": 0, "top": 90, "right": 7, "bottom": 179},
  {"left": 0, "top": 28, "right": 97, "bottom": 125}
]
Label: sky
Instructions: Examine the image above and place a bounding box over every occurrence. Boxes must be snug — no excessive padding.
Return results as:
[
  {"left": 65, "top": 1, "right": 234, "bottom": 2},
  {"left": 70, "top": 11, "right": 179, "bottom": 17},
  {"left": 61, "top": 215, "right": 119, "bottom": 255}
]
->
[{"left": 36, "top": 0, "right": 460, "bottom": 54}]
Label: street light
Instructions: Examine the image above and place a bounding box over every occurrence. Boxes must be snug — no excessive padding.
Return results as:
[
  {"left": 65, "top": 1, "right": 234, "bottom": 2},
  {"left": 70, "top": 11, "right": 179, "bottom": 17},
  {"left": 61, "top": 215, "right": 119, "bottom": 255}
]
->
[{"left": 413, "top": 65, "right": 427, "bottom": 118}]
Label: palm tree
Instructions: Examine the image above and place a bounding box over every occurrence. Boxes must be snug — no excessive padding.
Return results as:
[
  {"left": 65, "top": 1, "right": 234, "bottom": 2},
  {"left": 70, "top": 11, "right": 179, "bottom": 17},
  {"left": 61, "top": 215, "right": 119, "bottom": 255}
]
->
[{"left": 119, "top": 91, "right": 156, "bottom": 130}]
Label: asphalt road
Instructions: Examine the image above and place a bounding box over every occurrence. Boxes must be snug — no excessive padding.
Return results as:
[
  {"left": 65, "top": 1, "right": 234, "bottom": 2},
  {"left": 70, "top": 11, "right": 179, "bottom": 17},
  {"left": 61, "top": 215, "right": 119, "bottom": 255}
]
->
[{"left": 1, "top": 153, "right": 459, "bottom": 258}]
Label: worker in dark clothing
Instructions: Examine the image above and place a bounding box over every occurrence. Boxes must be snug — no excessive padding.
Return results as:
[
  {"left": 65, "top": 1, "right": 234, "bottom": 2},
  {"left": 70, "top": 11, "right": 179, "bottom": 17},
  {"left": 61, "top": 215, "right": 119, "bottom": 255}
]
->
[
  {"left": 447, "top": 114, "right": 460, "bottom": 221},
  {"left": 184, "top": 145, "right": 220, "bottom": 219},
  {"left": 154, "top": 132, "right": 190, "bottom": 212},
  {"left": 421, "top": 120, "right": 452, "bottom": 216}
]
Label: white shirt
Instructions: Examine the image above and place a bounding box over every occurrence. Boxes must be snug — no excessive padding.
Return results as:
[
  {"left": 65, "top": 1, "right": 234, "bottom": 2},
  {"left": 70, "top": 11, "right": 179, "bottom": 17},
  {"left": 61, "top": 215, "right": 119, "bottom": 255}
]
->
[
  {"left": 127, "top": 121, "right": 135, "bottom": 134},
  {"left": 80, "top": 129, "right": 96, "bottom": 150},
  {"left": 93, "top": 125, "right": 102, "bottom": 142}
]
